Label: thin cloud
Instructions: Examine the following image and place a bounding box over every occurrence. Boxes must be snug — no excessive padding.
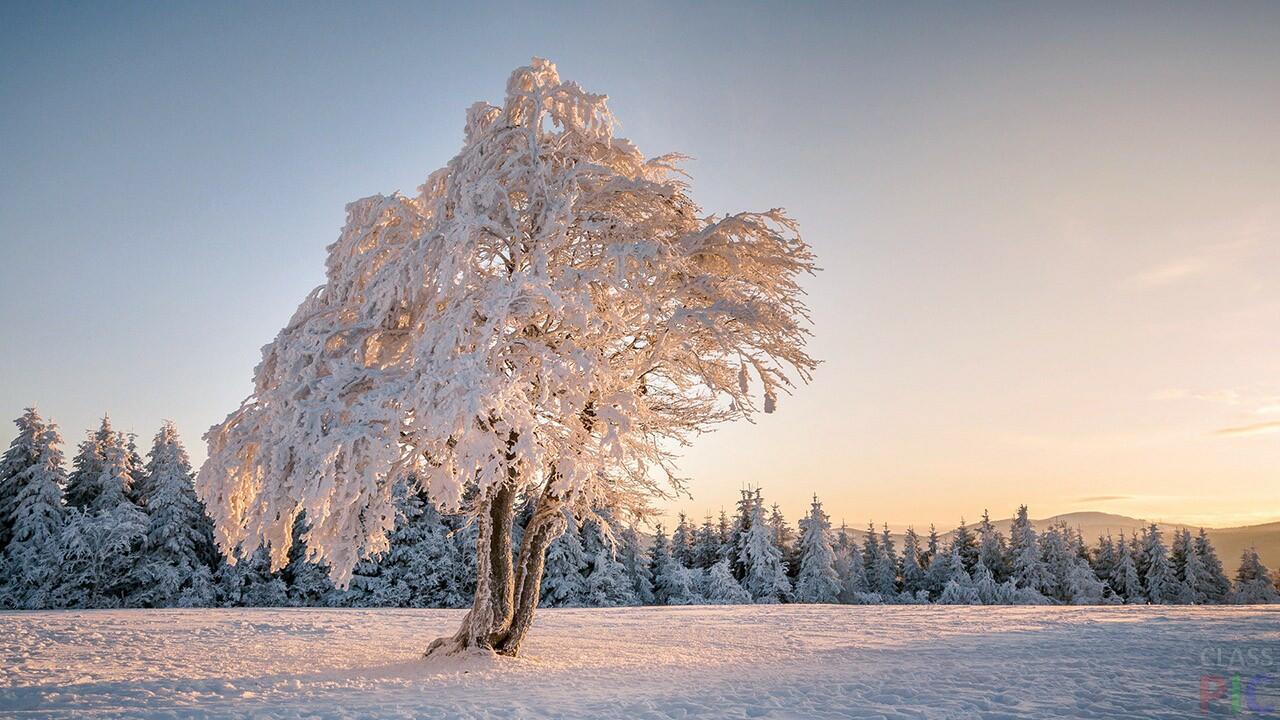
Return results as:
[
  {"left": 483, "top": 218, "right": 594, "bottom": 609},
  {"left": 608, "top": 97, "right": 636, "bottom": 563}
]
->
[
  {"left": 1077, "top": 495, "right": 1130, "bottom": 503},
  {"left": 1214, "top": 421, "right": 1280, "bottom": 437},
  {"left": 1127, "top": 257, "right": 1211, "bottom": 289}
]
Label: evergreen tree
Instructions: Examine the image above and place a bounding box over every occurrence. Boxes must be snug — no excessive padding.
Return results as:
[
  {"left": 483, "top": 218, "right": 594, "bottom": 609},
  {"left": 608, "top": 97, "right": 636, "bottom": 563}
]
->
[
  {"left": 648, "top": 522, "right": 672, "bottom": 603},
  {"left": 794, "top": 495, "right": 840, "bottom": 603},
  {"left": 540, "top": 511, "right": 588, "bottom": 607},
  {"left": 1194, "top": 528, "right": 1231, "bottom": 604},
  {"left": 971, "top": 557, "right": 999, "bottom": 604},
  {"left": 730, "top": 489, "right": 756, "bottom": 580},
  {"left": 343, "top": 488, "right": 470, "bottom": 608},
  {"left": 1174, "top": 529, "right": 1205, "bottom": 605},
  {"left": 618, "top": 525, "right": 655, "bottom": 605},
  {"left": 51, "top": 430, "right": 148, "bottom": 607},
  {"left": 1038, "top": 522, "right": 1074, "bottom": 602},
  {"left": 923, "top": 524, "right": 940, "bottom": 568},
  {"left": 1009, "top": 505, "right": 1050, "bottom": 593},
  {"left": 872, "top": 526, "right": 898, "bottom": 597},
  {"left": 1066, "top": 557, "right": 1106, "bottom": 605},
  {"left": 716, "top": 510, "right": 733, "bottom": 563},
  {"left": 1109, "top": 531, "right": 1145, "bottom": 603},
  {"left": 838, "top": 541, "right": 870, "bottom": 601},
  {"left": 952, "top": 518, "right": 979, "bottom": 573},
  {"left": 768, "top": 502, "right": 799, "bottom": 577},
  {"left": 1139, "top": 524, "right": 1177, "bottom": 603},
  {"left": 1232, "top": 547, "right": 1279, "bottom": 604},
  {"left": 693, "top": 515, "right": 720, "bottom": 569},
  {"left": 654, "top": 554, "right": 701, "bottom": 605},
  {"left": 703, "top": 557, "right": 751, "bottom": 604},
  {"left": 63, "top": 417, "right": 115, "bottom": 510},
  {"left": 137, "top": 422, "right": 216, "bottom": 607},
  {"left": 671, "top": 512, "right": 696, "bottom": 568},
  {"left": 585, "top": 547, "right": 639, "bottom": 606},
  {"left": 1091, "top": 534, "right": 1118, "bottom": 589},
  {"left": 977, "top": 509, "right": 1009, "bottom": 582},
  {"left": 937, "top": 546, "right": 978, "bottom": 604},
  {"left": 862, "top": 521, "right": 880, "bottom": 579},
  {"left": 284, "top": 512, "right": 338, "bottom": 607},
  {"left": 238, "top": 545, "right": 289, "bottom": 607},
  {"left": 740, "top": 499, "right": 791, "bottom": 603},
  {"left": 899, "top": 526, "right": 926, "bottom": 595},
  {"left": 0, "top": 411, "right": 67, "bottom": 608}
]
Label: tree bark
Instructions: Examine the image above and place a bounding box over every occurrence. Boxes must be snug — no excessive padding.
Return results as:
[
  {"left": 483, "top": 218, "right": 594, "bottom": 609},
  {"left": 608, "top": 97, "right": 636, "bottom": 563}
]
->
[
  {"left": 423, "top": 481, "right": 566, "bottom": 658},
  {"left": 495, "top": 489, "right": 566, "bottom": 655},
  {"left": 423, "top": 482, "right": 516, "bottom": 657}
]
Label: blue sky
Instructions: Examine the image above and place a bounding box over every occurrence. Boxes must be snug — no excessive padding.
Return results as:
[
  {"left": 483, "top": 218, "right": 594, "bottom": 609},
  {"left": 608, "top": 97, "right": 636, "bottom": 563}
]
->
[{"left": 3, "top": 2, "right": 1278, "bottom": 527}]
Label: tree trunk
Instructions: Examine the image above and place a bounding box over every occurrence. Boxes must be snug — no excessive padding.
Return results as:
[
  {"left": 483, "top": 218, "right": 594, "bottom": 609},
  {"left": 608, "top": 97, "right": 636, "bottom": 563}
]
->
[
  {"left": 424, "top": 483, "right": 565, "bottom": 658},
  {"left": 495, "top": 489, "right": 566, "bottom": 655},
  {"left": 423, "top": 483, "right": 516, "bottom": 657}
]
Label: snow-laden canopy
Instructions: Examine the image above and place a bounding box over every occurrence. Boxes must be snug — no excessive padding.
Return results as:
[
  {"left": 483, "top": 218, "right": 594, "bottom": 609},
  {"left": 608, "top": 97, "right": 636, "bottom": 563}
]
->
[{"left": 198, "top": 59, "right": 817, "bottom": 585}]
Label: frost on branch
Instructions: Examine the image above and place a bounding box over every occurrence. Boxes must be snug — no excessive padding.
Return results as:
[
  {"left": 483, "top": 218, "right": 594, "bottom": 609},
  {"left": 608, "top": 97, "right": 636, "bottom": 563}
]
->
[{"left": 197, "top": 58, "right": 817, "bottom": 589}]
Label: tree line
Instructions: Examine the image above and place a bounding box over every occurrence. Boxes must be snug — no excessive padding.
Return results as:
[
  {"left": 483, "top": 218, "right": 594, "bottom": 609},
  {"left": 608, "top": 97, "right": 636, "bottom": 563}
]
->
[{"left": 2, "top": 407, "right": 1277, "bottom": 609}]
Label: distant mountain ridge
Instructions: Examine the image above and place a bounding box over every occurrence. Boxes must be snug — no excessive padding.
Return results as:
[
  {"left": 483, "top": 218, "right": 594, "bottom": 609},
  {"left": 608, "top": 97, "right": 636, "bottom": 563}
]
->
[{"left": 993, "top": 511, "right": 1279, "bottom": 569}]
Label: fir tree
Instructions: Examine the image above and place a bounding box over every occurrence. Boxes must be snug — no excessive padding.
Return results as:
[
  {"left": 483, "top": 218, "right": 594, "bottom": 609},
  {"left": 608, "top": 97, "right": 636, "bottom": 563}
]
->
[
  {"left": 839, "top": 541, "right": 870, "bottom": 601},
  {"left": 618, "top": 525, "right": 655, "bottom": 605},
  {"left": 952, "top": 518, "right": 979, "bottom": 573},
  {"left": 703, "top": 557, "right": 751, "bottom": 604},
  {"left": 284, "top": 512, "right": 338, "bottom": 607},
  {"left": 670, "top": 512, "right": 694, "bottom": 568},
  {"left": 1174, "top": 529, "right": 1205, "bottom": 605},
  {"left": 1194, "top": 528, "right": 1232, "bottom": 604},
  {"left": 63, "top": 417, "right": 115, "bottom": 511},
  {"left": 872, "top": 526, "right": 898, "bottom": 597},
  {"left": 740, "top": 498, "right": 791, "bottom": 603},
  {"left": 693, "top": 515, "right": 720, "bottom": 569},
  {"left": 977, "top": 509, "right": 1009, "bottom": 582},
  {"left": 238, "top": 545, "right": 289, "bottom": 607},
  {"left": 1110, "top": 531, "right": 1145, "bottom": 603},
  {"left": 971, "top": 557, "right": 999, "bottom": 604},
  {"left": 794, "top": 495, "right": 840, "bottom": 603},
  {"left": 1232, "top": 547, "right": 1279, "bottom": 604},
  {"left": 937, "top": 547, "right": 978, "bottom": 604},
  {"left": 1009, "top": 505, "right": 1050, "bottom": 593},
  {"left": 0, "top": 411, "right": 67, "bottom": 608},
  {"left": 540, "top": 511, "right": 588, "bottom": 607},
  {"left": 1139, "top": 524, "right": 1177, "bottom": 604},
  {"left": 137, "top": 422, "right": 216, "bottom": 607},
  {"left": 862, "top": 521, "right": 880, "bottom": 579},
  {"left": 899, "top": 526, "right": 926, "bottom": 596}
]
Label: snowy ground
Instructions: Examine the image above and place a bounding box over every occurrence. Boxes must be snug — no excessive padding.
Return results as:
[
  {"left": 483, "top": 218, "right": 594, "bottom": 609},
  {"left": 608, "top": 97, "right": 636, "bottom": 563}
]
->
[{"left": 1, "top": 606, "right": 1277, "bottom": 719}]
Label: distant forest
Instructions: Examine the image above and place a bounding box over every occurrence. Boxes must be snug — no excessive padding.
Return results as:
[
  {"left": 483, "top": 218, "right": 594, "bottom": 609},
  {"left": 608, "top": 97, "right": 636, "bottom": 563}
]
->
[{"left": 2, "top": 408, "right": 1278, "bottom": 609}]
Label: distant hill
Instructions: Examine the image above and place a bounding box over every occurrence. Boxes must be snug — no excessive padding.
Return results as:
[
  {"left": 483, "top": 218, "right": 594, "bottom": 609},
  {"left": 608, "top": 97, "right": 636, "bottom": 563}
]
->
[
  {"left": 861, "top": 511, "right": 1280, "bottom": 570},
  {"left": 993, "top": 511, "right": 1280, "bottom": 570}
]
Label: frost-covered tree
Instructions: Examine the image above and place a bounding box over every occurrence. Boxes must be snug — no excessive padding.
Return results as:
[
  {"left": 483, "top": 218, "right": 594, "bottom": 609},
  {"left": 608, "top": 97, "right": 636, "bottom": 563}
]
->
[
  {"left": 138, "top": 422, "right": 216, "bottom": 607},
  {"left": 793, "top": 495, "right": 839, "bottom": 603},
  {"left": 238, "top": 545, "right": 289, "bottom": 607},
  {"left": 837, "top": 539, "right": 870, "bottom": 602},
  {"left": 1194, "top": 528, "right": 1231, "bottom": 604},
  {"left": 952, "top": 518, "right": 979, "bottom": 573},
  {"left": 343, "top": 488, "right": 471, "bottom": 608},
  {"left": 654, "top": 555, "right": 701, "bottom": 605},
  {"left": 51, "top": 430, "right": 149, "bottom": 607},
  {"left": 540, "top": 511, "right": 588, "bottom": 608},
  {"left": 1170, "top": 528, "right": 1204, "bottom": 605},
  {"left": 1091, "top": 534, "right": 1118, "bottom": 588},
  {"left": 872, "top": 525, "right": 899, "bottom": 597},
  {"left": 671, "top": 513, "right": 696, "bottom": 568},
  {"left": 977, "top": 510, "right": 1009, "bottom": 582},
  {"left": 1009, "top": 505, "right": 1050, "bottom": 593},
  {"left": 899, "top": 526, "right": 926, "bottom": 596},
  {"left": 740, "top": 499, "right": 791, "bottom": 603},
  {"left": 585, "top": 548, "right": 638, "bottom": 607},
  {"left": 937, "top": 547, "right": 978, "bottom": 605},
  {"left": 1038, "top": 522, "right": 1075, "bottom": 602},
  {"left": 1109, "top": 531, "right": 1145, "bottom": 603},
  {"left": 0, "top": 410, "right": 67, "bottom": 608},
  {"left": 618, "top": 525, "right": 654, "bottom": 605},
  {"left": 1139, "top": 524, "right": 1176, "bottom": 604},
  {"left": 1232, "top": 547, "right": 1279, "bottom": 604},
  {"left": 971, "top": 557, "right": 999, "bottom": 605},
  {"left": 284, "top": 512, "right": 339, "bottom": 607},
  {"left": 703, "top": 557, "right": 751, "bottom": 604},
  {"left": 196, "top": 59, "right": 816, "bottom": 656},
  {"left": 693, "top": 515, "right": 720, "bottom": 570},
  {"left": 861, "top": 522, "right": 879, "bottom": 579},
  {"left": 768, "top": 503, "right": 799, "bottom": 576},
  {"left": 63, "top": 417, "right": 115, "bottom": 511}
]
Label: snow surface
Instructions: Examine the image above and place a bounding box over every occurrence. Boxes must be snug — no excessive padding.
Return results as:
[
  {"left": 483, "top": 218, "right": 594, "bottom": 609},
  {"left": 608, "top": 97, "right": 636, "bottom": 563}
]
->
[{"left": 2, "top": 605, "right": 1277, "bottom": 718}]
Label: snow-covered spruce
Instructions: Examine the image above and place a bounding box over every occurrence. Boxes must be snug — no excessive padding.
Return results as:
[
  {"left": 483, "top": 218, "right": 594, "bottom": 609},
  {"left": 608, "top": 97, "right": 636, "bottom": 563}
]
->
[{"left": 196, "top": 58, "right": 817, "bottom": 657}]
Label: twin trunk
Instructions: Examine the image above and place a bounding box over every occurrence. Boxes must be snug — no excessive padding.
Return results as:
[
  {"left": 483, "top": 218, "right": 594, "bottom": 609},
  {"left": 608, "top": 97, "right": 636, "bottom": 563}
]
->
[{"left": 425, "top": 483, "right": 566, "bottom": 657}]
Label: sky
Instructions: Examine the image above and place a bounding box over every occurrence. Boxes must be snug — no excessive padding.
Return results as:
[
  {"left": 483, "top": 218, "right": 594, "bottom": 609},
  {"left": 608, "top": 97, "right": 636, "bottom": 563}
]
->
[{"left": 2, "top": 2, "right": 1278, "bottom": 530}]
